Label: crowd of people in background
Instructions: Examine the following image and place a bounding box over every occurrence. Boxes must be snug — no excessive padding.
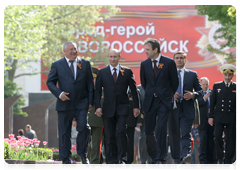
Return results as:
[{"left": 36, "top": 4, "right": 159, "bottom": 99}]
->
[{"left": 46, "top": 40, "right": 236, "bottom": 164}]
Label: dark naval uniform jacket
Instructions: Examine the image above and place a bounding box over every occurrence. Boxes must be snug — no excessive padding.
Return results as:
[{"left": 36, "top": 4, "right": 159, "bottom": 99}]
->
[{"left": 209, "top": 81, "right": 236, "bottom": 124}]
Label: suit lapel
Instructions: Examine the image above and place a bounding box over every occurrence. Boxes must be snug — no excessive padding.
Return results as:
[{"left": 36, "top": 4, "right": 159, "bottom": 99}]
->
[
  {"left": 76, "top": 57, "right": 82, "bottom": 79},
  {"left": 155, "top": 55, "right": 164, "bottom": 79},
  {"left": 147, "top": 59, "right": 155, "bottom": 83},
  {"left": 183, "top": 69, "right": 190, "bottom": 87},
  {"left": 222, "top": 81, "right": 235, "bottom": 99},
  {"left": 60, "top": 57, "right": 74, "bottom": 79},
  {"left": 106, "top": 65, "right": 115, "bottom": 83},
  {"left": 116, "top": 65, "right": 123, "bottom": 83}
]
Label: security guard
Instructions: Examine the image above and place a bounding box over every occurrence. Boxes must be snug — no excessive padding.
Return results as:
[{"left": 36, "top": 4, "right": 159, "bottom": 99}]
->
[
  {"left": 208, "top": 64, "right": 236, "bottom": 164},
  {"left": 88, "top": 67, "right": 104, "bottom": 164}
]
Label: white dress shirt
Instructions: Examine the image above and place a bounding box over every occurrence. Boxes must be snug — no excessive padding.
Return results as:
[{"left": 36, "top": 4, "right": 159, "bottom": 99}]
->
[
  {"left": 109, "top": 64, "right": 120, "bottom": 78},
  {"left": 151, "top": 53, "right": 161, "bottom": 69},
  {"left": 59, "top": 56, "right": 78, "bottom": 99}
]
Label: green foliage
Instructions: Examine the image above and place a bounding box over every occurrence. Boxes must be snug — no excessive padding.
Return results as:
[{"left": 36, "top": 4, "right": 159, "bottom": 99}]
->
[
  {"left": 195, "top": 5, "right": 236, "bottom": 63},
  {"left": 52, "top": 152, "right": 80, "bottom": 162},
  {"left": 4, "top": 142, "right": 10, "bottom": 159},
  {"left": 9, "top": 147, "right": 53, "bottom": 161},
  {"left": 4, "top": 74, "right": 27, "bottom": 116},
  {"left": 4, "top": 5, "right": 120, "bottom": 81}
]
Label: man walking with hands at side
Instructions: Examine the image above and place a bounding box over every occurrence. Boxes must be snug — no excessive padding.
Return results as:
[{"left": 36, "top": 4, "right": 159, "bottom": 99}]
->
[
  {"left": 47, "top": 42, "right": 94, "bottom": 164},
  {"left": 95, "top": 49, "right": 140, "bottom": 164},
  {"left": 140, "top": 38, "right": 179, "bottom": 164}
]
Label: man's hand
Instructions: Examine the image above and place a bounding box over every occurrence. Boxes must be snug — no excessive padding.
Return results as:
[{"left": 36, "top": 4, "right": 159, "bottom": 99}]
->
[
  {"left": 88, "top": 105, "right": 93, "bottom": 111},
  {"left": 208, "top": 118, "right": 214, "bottom": 126},
  {"left": 183, "top": 90, "right": 194, "bottom": 100},
  {"left": 96, "top": 108, "right": 103, "bottom": 117},
  {"left": 174, "top": 92, "right": 181, "bottom": 100},
  {"left": 133, "top": 108, "right": 140, "bottom": 117},
  {"left": 60, "top": 92, "right": 70, "bottom": 101},
  {"left": 204, "top": 92, "right": 210, "bottom": 101}
]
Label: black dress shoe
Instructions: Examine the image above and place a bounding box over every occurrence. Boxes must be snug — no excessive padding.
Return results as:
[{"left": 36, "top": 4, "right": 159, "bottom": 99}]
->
[
  {"left": 141, "top": 162, "right": 146, "bottom": 168},
  {"left": 60, "top": 162, "right": 73, "bottom": 168},
  {"left": 155, "top": 161, "right": 164, "bottom": 168},
  {"left": 200, "top": 164, "right": 206, "bottom": 169},
  {"left": 217, "top": 160, "right": 223, "bottom": 168},
  {"left": 81, "top": 156, "right": 89, "bottom": 164}
]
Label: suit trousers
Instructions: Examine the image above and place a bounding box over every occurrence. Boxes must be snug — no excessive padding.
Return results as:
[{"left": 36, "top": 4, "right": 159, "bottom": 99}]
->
[
  {"left": 88, "top": 126, "right": 103, "bottom": 164},
  {"left": 198, "top": 117, "right": 217, "bottom": 164},
  {"left": 58, "top": 108, "right": 90, "bottom": 164},
  {"left": 144, "top": 97, "right": 169, "bottom": 163},
  {"left": 168, "top": 102, "right": 193, "bottom": 163},
  {"left": 126, "top": 127, "right": 135, "bottom": 164},
  {"left": 103, "top": 113, "right": 128, "bottom": 163},
  {"left": 214, "top": 122, "right": 236, "bottom": 164}
]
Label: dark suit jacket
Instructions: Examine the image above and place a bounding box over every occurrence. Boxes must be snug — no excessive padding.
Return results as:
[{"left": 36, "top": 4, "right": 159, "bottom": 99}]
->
[
  {"left": 197, "top": 89, "right": 212, "bottom": 127},
  {"left": 47, "top": 57, "right": 94, "bottom": 111},
  {"left": 95, "top": 65, "right": 139, "bottom": 118},
  {"left": 140, "top": 55, "right": 179, "bottom": 112},
  {"left": 180, "top": 69, "right": 202, "bottom": 119},
  {"left": 209, "top": 81, "right": 236, "bottom": 124}
]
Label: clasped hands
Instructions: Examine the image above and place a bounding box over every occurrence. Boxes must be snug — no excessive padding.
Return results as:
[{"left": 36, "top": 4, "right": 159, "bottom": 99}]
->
[
  {"left": 174, "top": 90, "right": 194, "bottom": 100},
  {"left": 96, "top": 108, "right": 140, "bottom": 117}
]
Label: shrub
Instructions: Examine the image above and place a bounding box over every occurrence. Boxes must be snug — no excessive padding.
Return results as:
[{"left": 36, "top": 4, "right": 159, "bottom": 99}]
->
[{"left": 4, "top": 141, "right": 10, "bottom": 159}]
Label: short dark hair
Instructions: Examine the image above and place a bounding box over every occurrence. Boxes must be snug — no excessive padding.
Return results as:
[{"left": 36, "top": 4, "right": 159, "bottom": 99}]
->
[
  {"left": 144, "top": 38, "right": 160, "bottom": 53},
  {"left": 18, "top": 129, "right": 24, "bottom": 136},
  {"left": 26, "top": 124, "right": 31, "bottom": 129}
]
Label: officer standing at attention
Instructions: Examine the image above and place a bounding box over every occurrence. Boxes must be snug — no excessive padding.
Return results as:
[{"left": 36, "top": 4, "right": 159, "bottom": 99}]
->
[{"left": 208, "top": 64, "right": 236, "bottom": 164}]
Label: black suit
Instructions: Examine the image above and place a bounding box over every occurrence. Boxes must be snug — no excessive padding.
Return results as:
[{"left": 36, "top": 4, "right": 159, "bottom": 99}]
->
[
  {"left": 95, "top": 65, "right": 139, "bottom": 163},
  {"left": 140, "top": 55, "right": 178, "bottom": 163},
  {"left": 197, "top": 89, "right": 217, "bottom": 164},
  {"left": 168, "top": 68, "right": 202, "bottom": 163},
  {"left": 209, "top": 81, "right": 236, "bottom": 164},
  {"left": 47, "top": 57, "right": 94, "bottom": 164}
]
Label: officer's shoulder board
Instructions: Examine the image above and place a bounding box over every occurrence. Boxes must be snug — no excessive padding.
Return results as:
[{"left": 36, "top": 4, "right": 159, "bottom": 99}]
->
[
  {"left": 215, "top": 81, "right": 222, "bottom": 84},
  {"left": 233, "top": 82, "right": 238, "bottom": 86}
]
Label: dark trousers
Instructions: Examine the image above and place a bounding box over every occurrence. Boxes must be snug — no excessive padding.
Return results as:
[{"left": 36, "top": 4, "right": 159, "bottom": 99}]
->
[
  {"left": 139, "top": 121, "right": 151, "bottom": 164},
  {"left": 214, "top": 122, "right": 236, "bottom": 164},
  {"left": 103, "top": 114, "right": 128, "bottom": 164},
  {"left": 58, "top": 108, "right": 90, "bottom": 164},
  {"left": 126, "top": 127, "right": 135, "bottom": 164},
  {"left": 88, "top": 127, "right": 103, "bottom": 164},
  {"left": 198, "top": 117, "right": 217, "bottom": 164},
  {"left": 168, "top": 102, "right": 193, "bottom": 162},
  {"left": 144, "top": 97, "right": 169, "bottom": 163}
]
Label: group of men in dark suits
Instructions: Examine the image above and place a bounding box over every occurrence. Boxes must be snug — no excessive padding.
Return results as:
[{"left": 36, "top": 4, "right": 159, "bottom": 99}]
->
[{"left": 46, "top": 39, "right": 236, "bottom": 164}]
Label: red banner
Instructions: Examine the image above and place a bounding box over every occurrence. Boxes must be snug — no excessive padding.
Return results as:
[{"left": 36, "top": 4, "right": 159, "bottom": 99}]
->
[{"left": 41, "top": 6, "right": 235, "bottom": 90}]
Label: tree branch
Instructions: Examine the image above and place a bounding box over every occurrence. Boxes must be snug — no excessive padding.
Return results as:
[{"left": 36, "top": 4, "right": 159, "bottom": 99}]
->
[{"left": 14, "top": 71, "right": 49, "bottom": 79}]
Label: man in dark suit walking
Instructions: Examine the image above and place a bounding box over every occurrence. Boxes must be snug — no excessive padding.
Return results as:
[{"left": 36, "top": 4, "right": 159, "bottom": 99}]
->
[
  {"left": 95, "top": 49, "right": 140, "bottom": 164},
  {"left": 140, "top": 38, "right": 179, "bottom": 164},
  {"left": 168, "top": 51, "right": 202, "bottom": 164},
  {"left": 197, "top": 77, "right": 217, "bottom": 164},
  {"left": 47, "top": 42, "right": 94, "bottom": 164},
  {"left": 208, "top": 64, "right": 236, "bottom": 164}
]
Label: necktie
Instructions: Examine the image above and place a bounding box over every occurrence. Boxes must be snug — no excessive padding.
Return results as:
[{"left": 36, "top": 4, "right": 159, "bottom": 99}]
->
[
  {"left": 204, "top": 91, "right": 210, "bottom": 117},
  {"left": 113, "top": 68, "right": 117, "bottom": 83},
  {"left": 176, "top": 70, "right": 182, "bottom": 100},
  {"left": 69, "top": 60, "right": 75, "bottom": 79},
  {"left": 153, "top": 60, "right": 157, "bottom": 78},
  {"left": 226, "top": 83, "right": 229, "bottom": 88}
]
